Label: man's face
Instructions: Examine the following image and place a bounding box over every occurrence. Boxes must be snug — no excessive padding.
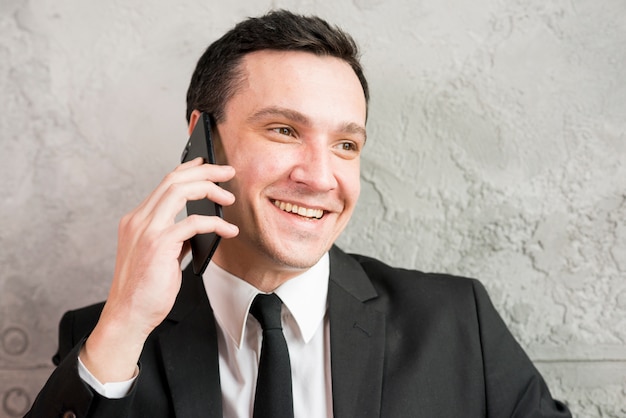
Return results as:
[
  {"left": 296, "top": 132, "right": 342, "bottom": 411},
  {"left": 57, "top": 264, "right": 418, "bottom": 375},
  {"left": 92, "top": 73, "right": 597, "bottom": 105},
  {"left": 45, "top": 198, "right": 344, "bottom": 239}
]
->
[{"left": 211, "top": 50, "right": 367, "bottom": 280}]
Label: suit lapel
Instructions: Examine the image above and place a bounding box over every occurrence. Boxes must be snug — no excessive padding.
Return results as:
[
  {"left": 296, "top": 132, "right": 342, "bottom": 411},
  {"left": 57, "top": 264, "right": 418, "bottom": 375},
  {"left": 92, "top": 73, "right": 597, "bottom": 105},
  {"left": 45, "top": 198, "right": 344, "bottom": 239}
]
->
[
  {"left": 328, "top": 247, "right": 386, "bottom": 418},
  {"left": 156, "top": 250, "right": 385, "bottom": 417},
  {"left": 158, "top": 267, "right": 223, "bottom": 418}
]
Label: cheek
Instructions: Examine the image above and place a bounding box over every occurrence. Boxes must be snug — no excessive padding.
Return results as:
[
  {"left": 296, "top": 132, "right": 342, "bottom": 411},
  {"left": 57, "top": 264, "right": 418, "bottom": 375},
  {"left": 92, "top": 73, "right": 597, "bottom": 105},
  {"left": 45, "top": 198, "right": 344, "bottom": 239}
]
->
[
  {"left": 229, "top": 149, "right": 289, "bottom": 194},
  {"left": 338, "top": 164, "right": 361, "bottom": 205},
  {"left": 242, "top": 153, "right": 286, "bottom": 181}
]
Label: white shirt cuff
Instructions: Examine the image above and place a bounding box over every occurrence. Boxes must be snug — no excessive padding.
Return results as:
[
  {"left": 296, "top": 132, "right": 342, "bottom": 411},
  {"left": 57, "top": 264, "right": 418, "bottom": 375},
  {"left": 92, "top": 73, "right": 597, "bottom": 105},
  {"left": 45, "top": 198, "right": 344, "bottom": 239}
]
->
[{"left": 77, "top": 356, "right": 138, "bottom": 399}]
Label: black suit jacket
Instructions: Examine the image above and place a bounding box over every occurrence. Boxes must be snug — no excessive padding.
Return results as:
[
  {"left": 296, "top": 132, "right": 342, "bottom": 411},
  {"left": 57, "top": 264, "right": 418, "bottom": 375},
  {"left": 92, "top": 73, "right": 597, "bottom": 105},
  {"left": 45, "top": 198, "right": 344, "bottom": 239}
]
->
[{"left": 26, "top": 247, "right": 571, "bottom": 417}]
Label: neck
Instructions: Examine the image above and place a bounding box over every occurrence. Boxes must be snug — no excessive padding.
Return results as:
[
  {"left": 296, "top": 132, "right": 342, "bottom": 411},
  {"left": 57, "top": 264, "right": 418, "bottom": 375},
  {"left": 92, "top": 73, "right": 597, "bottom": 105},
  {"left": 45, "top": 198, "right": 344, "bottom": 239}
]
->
[{"left": 212, "top": 242, "right": 310, "bottom": 292}]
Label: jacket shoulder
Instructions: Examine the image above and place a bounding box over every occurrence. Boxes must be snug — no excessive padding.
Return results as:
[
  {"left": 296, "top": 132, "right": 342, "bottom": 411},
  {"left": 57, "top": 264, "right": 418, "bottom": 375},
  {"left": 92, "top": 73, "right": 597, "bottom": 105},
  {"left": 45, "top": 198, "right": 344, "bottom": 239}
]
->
[
  {"left": 348, "top": 252, "right": 481, "bottom": 295},
  {"left": 344, "top": 252, "right": 499, "bottom": 326}
]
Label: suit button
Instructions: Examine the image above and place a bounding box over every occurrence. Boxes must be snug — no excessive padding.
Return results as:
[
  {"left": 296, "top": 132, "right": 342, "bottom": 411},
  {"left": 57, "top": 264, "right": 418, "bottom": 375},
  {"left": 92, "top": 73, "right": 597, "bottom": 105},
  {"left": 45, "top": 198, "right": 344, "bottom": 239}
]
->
[{"left": 62, "top": 411, "right": 77, "bottom": 418}]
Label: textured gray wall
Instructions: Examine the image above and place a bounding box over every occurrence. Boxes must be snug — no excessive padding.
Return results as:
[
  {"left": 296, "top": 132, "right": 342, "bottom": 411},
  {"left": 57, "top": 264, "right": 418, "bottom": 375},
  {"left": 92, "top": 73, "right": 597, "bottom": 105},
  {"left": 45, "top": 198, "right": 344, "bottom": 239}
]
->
[{"left": 1, "top": 0, "right": 625, "bottom": 416}]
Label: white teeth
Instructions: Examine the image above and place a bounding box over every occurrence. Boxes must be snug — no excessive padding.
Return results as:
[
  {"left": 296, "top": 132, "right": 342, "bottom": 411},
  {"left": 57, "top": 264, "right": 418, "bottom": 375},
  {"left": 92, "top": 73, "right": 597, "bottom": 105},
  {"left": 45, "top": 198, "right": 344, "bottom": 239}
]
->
[{"left": 273, "top": 200, "right": 324, "bottom": 219}]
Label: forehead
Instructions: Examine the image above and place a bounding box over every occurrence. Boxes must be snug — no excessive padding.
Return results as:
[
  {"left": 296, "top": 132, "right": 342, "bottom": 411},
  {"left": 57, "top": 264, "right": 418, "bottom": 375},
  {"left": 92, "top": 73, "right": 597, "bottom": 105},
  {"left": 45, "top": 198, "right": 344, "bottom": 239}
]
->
[{"left": 224, "top": 50, "right": 367, "bottom": 125}]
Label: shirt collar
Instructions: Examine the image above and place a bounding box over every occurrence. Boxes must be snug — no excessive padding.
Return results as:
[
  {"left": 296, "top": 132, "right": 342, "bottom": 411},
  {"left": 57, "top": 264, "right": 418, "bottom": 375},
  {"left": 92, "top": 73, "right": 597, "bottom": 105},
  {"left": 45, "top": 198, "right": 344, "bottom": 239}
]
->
[{"left": 203, "top": 253, "right": 329, "bottom": 348}]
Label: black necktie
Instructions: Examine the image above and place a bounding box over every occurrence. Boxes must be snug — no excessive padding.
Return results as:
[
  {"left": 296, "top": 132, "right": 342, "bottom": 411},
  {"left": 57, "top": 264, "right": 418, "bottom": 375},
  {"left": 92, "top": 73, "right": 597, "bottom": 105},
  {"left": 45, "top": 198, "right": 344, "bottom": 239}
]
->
[{"left": 250, "top": 293, "right": 294, "bottom": 418}]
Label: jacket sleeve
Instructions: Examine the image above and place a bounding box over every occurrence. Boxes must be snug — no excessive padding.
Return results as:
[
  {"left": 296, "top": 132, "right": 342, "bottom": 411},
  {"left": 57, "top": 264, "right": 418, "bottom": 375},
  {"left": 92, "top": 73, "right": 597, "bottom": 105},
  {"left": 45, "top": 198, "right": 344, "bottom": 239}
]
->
[
  {"left": 471, "top": 280, "right": 572, "bottom": 418},
  {"left": 24, "top": 310, "right": 136, "bottom": 418}
]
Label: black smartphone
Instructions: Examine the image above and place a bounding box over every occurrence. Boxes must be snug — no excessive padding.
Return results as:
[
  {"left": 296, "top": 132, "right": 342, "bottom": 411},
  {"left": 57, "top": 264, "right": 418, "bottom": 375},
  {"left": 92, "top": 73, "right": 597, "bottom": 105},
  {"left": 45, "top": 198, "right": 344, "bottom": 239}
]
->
[{"left": 180, "top": 112, "right": 223, "bottom": 275}]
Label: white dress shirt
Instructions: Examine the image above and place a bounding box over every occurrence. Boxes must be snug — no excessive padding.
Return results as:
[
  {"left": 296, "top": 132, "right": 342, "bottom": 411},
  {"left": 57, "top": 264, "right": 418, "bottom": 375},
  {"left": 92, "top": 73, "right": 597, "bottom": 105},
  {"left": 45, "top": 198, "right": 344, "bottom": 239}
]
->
[
  {"left": 205, "top": 253, "right": 332, "bottom": 418},
  {"left": 78, "top": 253, "right": 333, "bottom": 417}
]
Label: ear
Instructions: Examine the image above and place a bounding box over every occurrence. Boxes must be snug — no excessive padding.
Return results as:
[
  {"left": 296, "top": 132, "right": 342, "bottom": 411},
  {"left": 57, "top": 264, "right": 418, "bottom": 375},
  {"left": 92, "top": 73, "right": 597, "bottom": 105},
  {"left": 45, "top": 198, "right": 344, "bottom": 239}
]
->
[{"left": 188, "top": 109, "right": 202, "bottom": 136}]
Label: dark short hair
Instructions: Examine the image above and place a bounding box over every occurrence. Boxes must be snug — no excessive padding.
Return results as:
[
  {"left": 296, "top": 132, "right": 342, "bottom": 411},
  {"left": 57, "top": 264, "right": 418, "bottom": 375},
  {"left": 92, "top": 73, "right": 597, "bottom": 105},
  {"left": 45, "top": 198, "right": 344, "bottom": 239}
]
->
[{"left": 185, "top": 9, "right": 369, "bottom": 123}]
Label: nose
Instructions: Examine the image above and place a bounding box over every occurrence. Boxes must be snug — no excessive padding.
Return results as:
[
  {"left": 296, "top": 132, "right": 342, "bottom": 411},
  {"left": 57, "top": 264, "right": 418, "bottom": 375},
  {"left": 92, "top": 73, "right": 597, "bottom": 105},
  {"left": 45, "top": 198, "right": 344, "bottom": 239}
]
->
[{"left": 289, "top": 141, "right": 338, "bottom": 191}]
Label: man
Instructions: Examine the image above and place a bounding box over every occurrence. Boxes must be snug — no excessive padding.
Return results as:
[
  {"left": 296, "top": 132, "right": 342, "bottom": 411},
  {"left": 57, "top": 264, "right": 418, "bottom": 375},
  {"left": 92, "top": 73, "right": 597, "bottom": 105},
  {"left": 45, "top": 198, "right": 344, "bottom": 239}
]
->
[{"left": 26, "top": 10, "right": 571, "bottom": 418}]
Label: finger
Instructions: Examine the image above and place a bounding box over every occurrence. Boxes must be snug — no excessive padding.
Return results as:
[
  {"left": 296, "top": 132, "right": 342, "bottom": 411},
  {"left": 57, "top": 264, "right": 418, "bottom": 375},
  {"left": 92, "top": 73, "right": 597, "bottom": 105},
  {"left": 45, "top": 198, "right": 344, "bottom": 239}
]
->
[
  {"left": 117, "top": 165, "right": 237, "bottom": 259},
  {"left": 181, "top": 156, "right": 205, "bottom": 167},
  {"left": 179, "top": 156, "right": 205, "bottom": 169},
  {"left": 135, "top": 162, "right": 235, "bottom": 220},
  {"left": 147, "top": 179, "right": 236, "bottom": 227},
  {"left": 143, "top": 162, "right": 235, "bottom": 211},
  {"left": 167, "top": 214, "right": 239, "bottom": 245},
  {"left": 133, "top": 158, "right": 204, "bottom": 212}
]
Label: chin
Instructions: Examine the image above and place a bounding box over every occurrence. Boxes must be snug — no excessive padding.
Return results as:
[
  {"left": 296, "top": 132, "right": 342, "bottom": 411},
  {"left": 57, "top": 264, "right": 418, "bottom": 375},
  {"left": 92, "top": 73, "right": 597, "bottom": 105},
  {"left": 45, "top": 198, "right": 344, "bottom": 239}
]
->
[
  {"left": 268, "top": 251, "right": 323, "bottom": 270},
  {"left": 263, "top": 241, "right": 329, "bottom": 271}
]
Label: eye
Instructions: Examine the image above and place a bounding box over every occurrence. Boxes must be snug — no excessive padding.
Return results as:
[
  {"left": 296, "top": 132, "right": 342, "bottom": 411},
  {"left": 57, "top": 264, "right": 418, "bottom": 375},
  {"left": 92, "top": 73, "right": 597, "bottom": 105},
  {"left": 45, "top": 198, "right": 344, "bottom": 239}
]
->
[
  {"left": 333, "top": 140, "right": 361, "bottom": 160},
  {"left": 272, "top": 127, "right": 293, "bottom": 136},
  {"left": 335, "top": 141, "right": 360, "bottom": 153},
  {"left": 339, "top": 142, "right": 358, "bottom": 152}
]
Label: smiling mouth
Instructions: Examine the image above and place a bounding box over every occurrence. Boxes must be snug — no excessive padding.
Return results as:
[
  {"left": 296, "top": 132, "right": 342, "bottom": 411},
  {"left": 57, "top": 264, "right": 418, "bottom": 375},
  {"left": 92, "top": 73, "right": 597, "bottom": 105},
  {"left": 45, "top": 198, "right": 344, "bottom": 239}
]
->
[{"left": 272, "top": 199, "right": 325, "bottom": 219}]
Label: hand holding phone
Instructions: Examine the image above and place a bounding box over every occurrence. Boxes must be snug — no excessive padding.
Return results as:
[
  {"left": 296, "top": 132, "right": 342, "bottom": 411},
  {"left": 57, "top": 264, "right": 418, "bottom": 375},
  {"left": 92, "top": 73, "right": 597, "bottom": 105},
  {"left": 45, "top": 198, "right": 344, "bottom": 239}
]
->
[{"left": 180, "top": 112, "right": 223, "bottom": 275}]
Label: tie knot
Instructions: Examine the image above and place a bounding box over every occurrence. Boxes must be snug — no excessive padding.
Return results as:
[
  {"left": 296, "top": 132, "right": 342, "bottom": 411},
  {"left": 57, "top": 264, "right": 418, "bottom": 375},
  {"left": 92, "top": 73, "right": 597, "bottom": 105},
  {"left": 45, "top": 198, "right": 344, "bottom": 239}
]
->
[{"left": 250, "top": 293, "right": 283, "bottom": 331}]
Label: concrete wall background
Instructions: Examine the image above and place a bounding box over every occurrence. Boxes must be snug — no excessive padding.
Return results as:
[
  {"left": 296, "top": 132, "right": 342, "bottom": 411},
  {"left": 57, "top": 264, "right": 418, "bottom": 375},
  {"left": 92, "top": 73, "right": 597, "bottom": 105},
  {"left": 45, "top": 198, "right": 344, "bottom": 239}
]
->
[{"left": 1, "top": 0, "right": 624, "bottom": 416}]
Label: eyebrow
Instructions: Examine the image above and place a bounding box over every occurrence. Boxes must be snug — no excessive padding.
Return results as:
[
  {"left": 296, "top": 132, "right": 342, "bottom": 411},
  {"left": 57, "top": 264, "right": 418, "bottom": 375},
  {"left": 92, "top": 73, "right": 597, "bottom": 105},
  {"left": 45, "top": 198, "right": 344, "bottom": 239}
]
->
[{"left": 247, "top": 106, "right": 367, "bottom": 143}]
